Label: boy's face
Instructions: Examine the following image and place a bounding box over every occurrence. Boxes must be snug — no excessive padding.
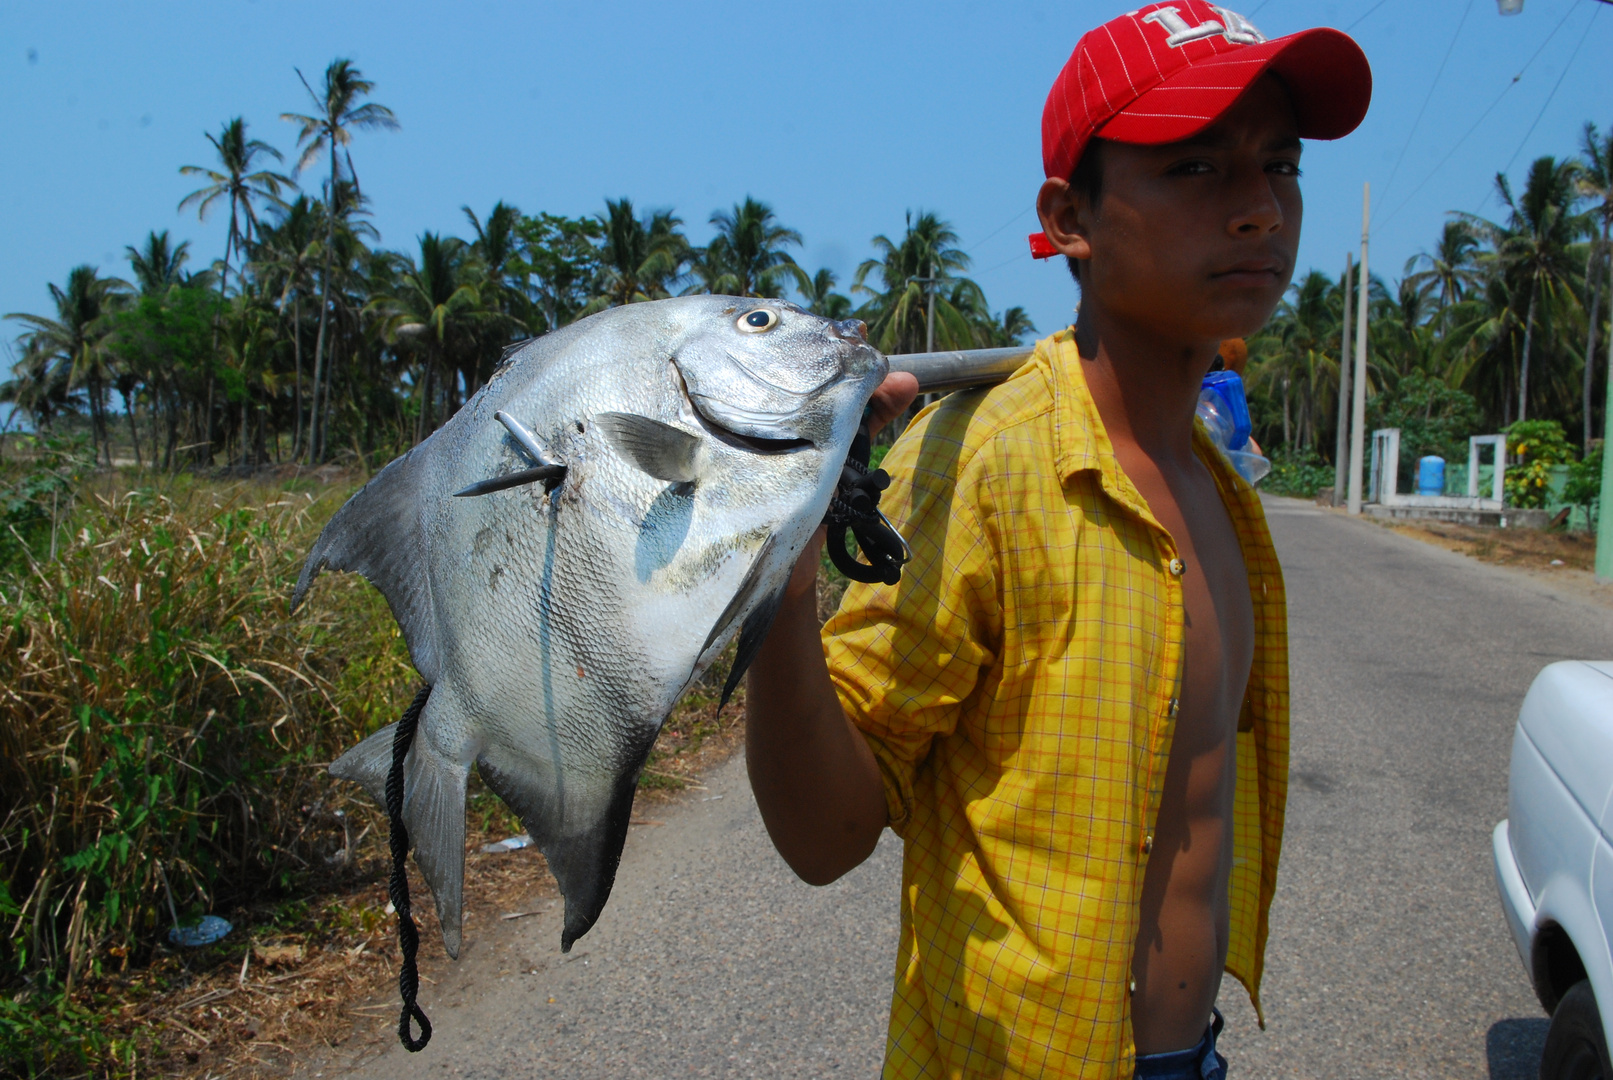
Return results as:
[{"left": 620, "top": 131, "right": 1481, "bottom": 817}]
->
[{"left": 1038, "top": 76, "right": 1302, "bottom": 346}]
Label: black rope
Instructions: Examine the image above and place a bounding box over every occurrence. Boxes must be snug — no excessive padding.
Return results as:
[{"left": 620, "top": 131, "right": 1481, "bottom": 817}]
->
[
  {"left": 823, "top": 421, "right": 910, "bottom": 586},
  {"left": 387, "top": 684, "right": 433, "bottom": 1052}
]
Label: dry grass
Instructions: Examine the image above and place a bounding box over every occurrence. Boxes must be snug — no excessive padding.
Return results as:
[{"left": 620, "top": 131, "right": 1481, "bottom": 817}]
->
[{"left": 1380, "top": 517, "right": 1598, "bottom": 572}]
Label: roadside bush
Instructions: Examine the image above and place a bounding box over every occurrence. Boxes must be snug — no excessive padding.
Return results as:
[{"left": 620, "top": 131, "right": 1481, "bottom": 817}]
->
[
  {"left": 0, "top": 475, "right": 414, "bottom": 1043},
  {"left": 1564, "top": 442, "right": 1603, "bottom": 529},
  {"left": 1261, "top": 447, "right": 1334, "bottom": 498},
  {"left": 1505, "top": 419, "right": 1574, "bottom": 509}
]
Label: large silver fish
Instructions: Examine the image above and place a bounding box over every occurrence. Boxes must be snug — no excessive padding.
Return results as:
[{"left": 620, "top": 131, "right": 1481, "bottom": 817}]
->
[{"left": 292, "top": 296, "right": 884, "bottom": 956}]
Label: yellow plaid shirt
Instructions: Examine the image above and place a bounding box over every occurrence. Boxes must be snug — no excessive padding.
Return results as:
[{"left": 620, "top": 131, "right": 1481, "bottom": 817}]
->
[{"left": 823, "top": 330, "right": 1290, "bottom": 1079}]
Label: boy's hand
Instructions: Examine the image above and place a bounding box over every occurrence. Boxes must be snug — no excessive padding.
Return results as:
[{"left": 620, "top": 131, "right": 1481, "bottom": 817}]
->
[{"left": 784, "top": 372, "right": 920, "bottom": 601}]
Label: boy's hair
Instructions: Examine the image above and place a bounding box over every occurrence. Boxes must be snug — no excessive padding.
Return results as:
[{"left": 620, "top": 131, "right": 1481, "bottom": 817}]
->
[{"left": 1066, "top": 139, "right": 1107, "bottom": 288}]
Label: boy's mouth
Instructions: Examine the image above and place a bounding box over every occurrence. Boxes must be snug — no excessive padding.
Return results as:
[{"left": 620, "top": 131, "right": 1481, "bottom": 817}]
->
[{"left": 1211, "top": 260, "right": 1284, "bottom": 287}]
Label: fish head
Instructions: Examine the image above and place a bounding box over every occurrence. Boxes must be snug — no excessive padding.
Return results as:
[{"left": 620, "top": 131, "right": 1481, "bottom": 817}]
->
[{"left": 669, "top": 297, "right": 887, "bottom": 451}]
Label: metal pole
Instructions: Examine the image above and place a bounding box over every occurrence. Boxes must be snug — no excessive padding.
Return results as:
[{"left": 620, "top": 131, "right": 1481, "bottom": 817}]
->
[
  {"left": 925, "top": 260, "right": 936, "bottom": 355},
  {"left": 1347, "top": 183, "right": 1371, "bottom": 515},
  {"left": 1596, "top": 243, "right": 1613, "bottom": 579},
  {"left": 1334, "top": 251, "right": 1353, "bottom": 505}
]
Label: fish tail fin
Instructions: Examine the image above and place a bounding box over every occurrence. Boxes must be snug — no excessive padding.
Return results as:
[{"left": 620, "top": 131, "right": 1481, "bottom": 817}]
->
[
  {"left": 329, "top": 715, "right": 469, "bottom": 959},
  {"left": 329, "top": 722, "right": 397, "bottom": 804}
]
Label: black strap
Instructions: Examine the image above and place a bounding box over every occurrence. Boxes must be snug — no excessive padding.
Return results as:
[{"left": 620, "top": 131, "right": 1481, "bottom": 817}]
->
[
  {"left": 823, "top": 421, "right": 910, "bottom": 586},
  {"left": 387, "top": 685, "right": 433, "bottom": 1052}
]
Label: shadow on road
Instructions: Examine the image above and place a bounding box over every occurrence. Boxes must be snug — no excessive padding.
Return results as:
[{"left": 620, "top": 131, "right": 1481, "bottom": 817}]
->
[{"left": 1486, "top": 1017, "right": 1548, "bottom": 1079}]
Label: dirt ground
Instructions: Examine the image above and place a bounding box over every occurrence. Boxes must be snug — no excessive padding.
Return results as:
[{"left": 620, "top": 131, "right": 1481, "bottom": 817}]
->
[
  {"left": 103, "top": 695, "right": 748, "bottom": 1080},
  {"left": 1379, "top": 516, "right": 1598, "bottom": 572}
]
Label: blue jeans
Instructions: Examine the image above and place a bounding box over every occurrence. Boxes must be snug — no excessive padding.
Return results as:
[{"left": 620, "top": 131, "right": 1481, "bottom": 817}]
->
[{"left": 1133, "top": 1010, "right": 1227, "bottom": 1079}]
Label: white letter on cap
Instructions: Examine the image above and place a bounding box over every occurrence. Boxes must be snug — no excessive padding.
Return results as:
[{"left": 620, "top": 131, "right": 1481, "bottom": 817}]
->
[
  {"left": 1140, "top": 6, "right": 1226, "bottom": 47},
  {"left": 1211, "top": 6, "right": 1267, "bottom": 44}
]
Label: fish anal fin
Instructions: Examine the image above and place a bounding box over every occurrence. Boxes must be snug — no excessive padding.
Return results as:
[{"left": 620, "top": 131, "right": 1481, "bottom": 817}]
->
[
  {"left": 477, "top": 734, "right": 654, "bottom": 953},
  {"left": 596, "top": 412, "right": 701, "bottom": 483},
  {"left": 720, "top": 587, "right": 785, "bottom": 710},
  {"left": 292, "top": 448, "right": 439, "bottom": 683}
]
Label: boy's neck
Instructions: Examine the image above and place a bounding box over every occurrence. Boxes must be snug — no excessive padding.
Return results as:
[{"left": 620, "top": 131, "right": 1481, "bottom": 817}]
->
[{"left": 1073, "top": 306, "right": 1220, "bottom": 468}]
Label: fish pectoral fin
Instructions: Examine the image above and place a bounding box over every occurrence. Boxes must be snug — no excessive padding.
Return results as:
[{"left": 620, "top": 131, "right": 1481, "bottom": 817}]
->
[
  {"left": 453, "top": 464, "right": 567, "bottom": 498},
  {"left": 595, "top": 412, "right": 702, "bottom": 484}
]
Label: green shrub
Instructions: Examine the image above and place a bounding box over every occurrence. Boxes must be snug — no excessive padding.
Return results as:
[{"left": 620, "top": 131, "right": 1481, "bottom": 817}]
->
[
  {"left": 1262, "top": 448, "right": 1334, "bottom": 499},
  {"left": 0, "top": 480, "right": 414, "bottom": 1011},
  {"left": 1505, "top": 419, "right": 1574, "bottom": 509}
]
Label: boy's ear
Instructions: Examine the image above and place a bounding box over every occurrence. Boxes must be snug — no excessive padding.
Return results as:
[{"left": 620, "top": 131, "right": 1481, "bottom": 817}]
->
[{"left": 1037, "top": 177, "right": 1092, "bottom": 264}]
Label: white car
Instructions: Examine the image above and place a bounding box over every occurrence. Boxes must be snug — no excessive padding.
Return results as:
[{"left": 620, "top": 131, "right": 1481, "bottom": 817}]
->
[{"left": 1494, "top": 660, "right": 1613, "bottom": 1079}]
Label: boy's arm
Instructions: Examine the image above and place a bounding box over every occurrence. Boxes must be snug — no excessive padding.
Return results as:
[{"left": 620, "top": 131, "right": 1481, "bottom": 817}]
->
[{"left": 744, "top": 373, "right": 918, "bottom": 886}]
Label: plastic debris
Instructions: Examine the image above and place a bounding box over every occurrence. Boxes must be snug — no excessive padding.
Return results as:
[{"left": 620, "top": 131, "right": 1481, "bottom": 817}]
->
[
  {"left": 479, "top": 834, "right": 533, "bottom": 853},
  {"left": 167, "top": 915, "right": 232, "bottom": 947}
]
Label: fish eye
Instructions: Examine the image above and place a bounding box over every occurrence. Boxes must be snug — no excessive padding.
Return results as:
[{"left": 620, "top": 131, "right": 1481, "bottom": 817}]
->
[{"left": 737, "top": 309, "right": 779, "bottom": 333}]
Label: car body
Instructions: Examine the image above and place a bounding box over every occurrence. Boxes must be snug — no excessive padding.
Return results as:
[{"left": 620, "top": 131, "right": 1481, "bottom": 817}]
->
[{"left": 1494, "top": 660, "right": 1613, "bottom": 1076}]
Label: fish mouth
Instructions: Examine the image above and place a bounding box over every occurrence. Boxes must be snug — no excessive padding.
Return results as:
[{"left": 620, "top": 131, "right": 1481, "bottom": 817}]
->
[
  {"left": 688, "top": 396, "right": 813, "bottom": 454},
  {"left": 674, "top": 368, "right": 813, "bottom": 454}
]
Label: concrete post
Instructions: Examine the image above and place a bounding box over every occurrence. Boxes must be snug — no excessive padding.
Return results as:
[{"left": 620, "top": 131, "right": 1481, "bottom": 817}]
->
[{"left": 1347, "top": 184, "right": 1371, "bottom": 515}]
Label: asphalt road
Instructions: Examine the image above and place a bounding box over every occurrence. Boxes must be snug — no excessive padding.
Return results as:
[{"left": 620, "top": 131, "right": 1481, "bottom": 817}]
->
[{"left": 324, "top": 497, "right": 1613, "bottom": 1079}]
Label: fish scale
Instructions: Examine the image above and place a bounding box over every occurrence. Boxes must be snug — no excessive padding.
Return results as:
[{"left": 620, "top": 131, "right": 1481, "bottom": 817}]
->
[{"left": 293, "top": 295, "right": 885, "bottom": 959}]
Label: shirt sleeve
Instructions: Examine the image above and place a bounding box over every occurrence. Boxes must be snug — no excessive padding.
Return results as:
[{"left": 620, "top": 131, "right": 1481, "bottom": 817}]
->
[{"left": 821, "top": 402, "right": 1002, "bottom": 836}]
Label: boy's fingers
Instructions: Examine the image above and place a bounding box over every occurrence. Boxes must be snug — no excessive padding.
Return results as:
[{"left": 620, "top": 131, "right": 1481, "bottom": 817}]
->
[{"left": 866, "top": 372, "right": 919, "bottom": 440}]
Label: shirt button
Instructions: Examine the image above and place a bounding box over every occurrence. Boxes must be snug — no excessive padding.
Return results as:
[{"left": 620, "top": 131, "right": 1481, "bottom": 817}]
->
[
  {"left": 1142, "top": 835, "right": 1154, "bottom": 855},
  {"left": 1168, "top": 558, "right": 1185, "bottom": 577},
  {"left": 1168, "top": 698, "right": 1180, "bottom": 718}
]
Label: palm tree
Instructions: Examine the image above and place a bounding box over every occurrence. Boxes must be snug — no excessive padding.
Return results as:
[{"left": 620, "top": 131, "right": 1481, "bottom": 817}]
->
[
  {"left": 801, "top": 267, "right": 852, "bottom": 319},
  {"left": 126, "top": 231, "right": 191, "bottom": 296},
  {"left": 701, "top": 197, "right": 809, "bottom": 298},
  {"left": 178, "top": 118, "right": 293, "bottom": 297},
  {"left": 1404, "top": 219, "right": 1481, "bottom": 327},
  {"left": 852, "top": 211, "right": 979, "bottom": 354},
  {"left": 374, "top": 232, "right": 499, "bottom": 439},
  {"left": 282, "top": 58, "right": 398, "bottom": 461},
  {"left": 1461, "top": 156, "right": 1589, "bottom": 422},
  {"left": 1250, "top": 269, "right": 1341, "bottom": 451},
  {"left": 253, "top": 196, "right": 323, "bottom": 458},
  {"left": 5, "top": 266, "right": 129, "bottom": 464},
  {"left": 1578, "top": 122, "right": 1613, "bottom": 451},
  {"left": 591, "top": 198, "right": 687, "bottom": 309}
]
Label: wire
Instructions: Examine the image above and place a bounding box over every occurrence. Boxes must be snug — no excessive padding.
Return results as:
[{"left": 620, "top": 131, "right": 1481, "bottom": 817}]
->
[
  {"left": 1499, "top": 0, "right": 1602, "bottom": 176},
  {"left": 966, "top": 205, "right": 1034, "bottom": 255},
  {"left": 1345, "top": 0, "right": 1394, "bottom": 32},
  {"left": 1375, "top": 0, "right": 1476, "bottom": 215},
  {"left": 1377, "top": 0, "right": 1582, "bottom": 230}
]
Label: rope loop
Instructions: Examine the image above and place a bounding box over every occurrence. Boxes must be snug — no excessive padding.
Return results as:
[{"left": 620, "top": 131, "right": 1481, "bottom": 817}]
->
[{"left": 387, "top": 684, "right": 433, "bottom": 1053}]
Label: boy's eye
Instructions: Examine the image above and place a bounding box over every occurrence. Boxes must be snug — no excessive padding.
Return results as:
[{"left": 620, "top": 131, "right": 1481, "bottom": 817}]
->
[
  {"left": 1267, "top": 160, "right": 1303, "bottom": 177},
  {"left": 1168, "top": 160, "right": 1214, "bottom": 176}
]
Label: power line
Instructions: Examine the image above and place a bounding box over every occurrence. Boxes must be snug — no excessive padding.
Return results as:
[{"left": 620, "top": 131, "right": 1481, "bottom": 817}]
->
[
  {"left": 966, "top": 206, "right": 1033, "bottom": 256},
  {"left": 1499, "top": 0, "right": 1602, "bottom": 176},
  {"left": 1345, "top": 0, "right": 1394, "bottom": 32},
  {"left": 1375, "top": 0, "right": 1477, "bottom": 215},
  {"left": 1377, "top": 0, "right": 1581, "bottom": 230}
]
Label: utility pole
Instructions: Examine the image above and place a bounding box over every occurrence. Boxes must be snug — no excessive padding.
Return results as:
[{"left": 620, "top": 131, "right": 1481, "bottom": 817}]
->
[
  {"left": 1347, "top": 183, "right": 1371, "bottom": 515},
  {"left": 1334, "top": 250, "right": 1353, "bottom": 505},
  {"left": 1598, "top": 252, "right": 1613, "bottom": 577},
  {"left": 925, "top": 260, "right": 936, "bottom": 355}
]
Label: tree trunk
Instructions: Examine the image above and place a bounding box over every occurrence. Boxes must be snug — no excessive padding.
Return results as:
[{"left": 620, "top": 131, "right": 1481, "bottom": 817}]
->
[
  {"left": 292, "top": 294, "right": 304, "bottom": 461},
  {"left": 1585, "top": 243, "right": 1602, "bottom": 454},
  {"left": 126, "top": 391, "right": 143, "bottom": 468},
  {"left": 1519, "top": 275, "right": 1539, "bottom": 423},
  {"left": 1282, "top": 378, "right": 1291, "bottom": 449}
]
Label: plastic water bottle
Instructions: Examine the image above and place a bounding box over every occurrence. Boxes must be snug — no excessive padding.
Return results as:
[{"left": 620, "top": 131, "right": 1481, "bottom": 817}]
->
[{"left": 1197, "top": 371, "right": 1270, "bottom": 485}]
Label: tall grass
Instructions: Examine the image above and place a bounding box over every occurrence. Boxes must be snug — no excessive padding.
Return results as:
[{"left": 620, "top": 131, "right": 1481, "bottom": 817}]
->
[{"left": 0, "top": 453, "right": 414, "bottom": 1074}]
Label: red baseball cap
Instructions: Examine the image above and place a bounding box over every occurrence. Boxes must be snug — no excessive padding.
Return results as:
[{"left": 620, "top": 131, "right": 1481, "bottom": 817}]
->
[{"left": 1029, "top": 2, "right": 1371, "bottom": 258}]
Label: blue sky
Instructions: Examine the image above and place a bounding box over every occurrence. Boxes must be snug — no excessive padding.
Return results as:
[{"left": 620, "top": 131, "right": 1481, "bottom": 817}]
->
[{"left": 2, "top": 0, "right": 1610, "bottom": 380}]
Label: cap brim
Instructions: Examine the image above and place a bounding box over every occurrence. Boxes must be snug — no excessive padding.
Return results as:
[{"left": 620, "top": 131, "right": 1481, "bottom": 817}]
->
[{"left": 1098, "top": 27, "right": 1371, "bottom": 146}]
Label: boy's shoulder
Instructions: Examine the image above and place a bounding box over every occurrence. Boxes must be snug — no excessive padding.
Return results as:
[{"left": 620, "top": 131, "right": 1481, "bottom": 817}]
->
[{"left": 886, "top": 332, "right": 1077, "bottom": 490}]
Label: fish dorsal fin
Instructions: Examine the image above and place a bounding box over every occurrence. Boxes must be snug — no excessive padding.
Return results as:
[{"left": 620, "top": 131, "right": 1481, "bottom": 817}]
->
[
  {"left": 595, "top": 412, "right": 702, "bottom": 483},
  {"left": 292, "top": 447, "right": 440, "bottom": 683}
]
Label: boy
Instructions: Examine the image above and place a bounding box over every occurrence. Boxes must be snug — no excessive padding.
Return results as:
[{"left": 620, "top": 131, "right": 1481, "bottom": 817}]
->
[{"left": 746, "top": 5, "right": 1371, "bottom": 1076}]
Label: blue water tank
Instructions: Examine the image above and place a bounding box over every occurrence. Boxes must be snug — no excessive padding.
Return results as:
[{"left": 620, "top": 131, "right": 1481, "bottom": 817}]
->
[{"left": 1417, "top": 455, "right": 1446, "bottom": 496}]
